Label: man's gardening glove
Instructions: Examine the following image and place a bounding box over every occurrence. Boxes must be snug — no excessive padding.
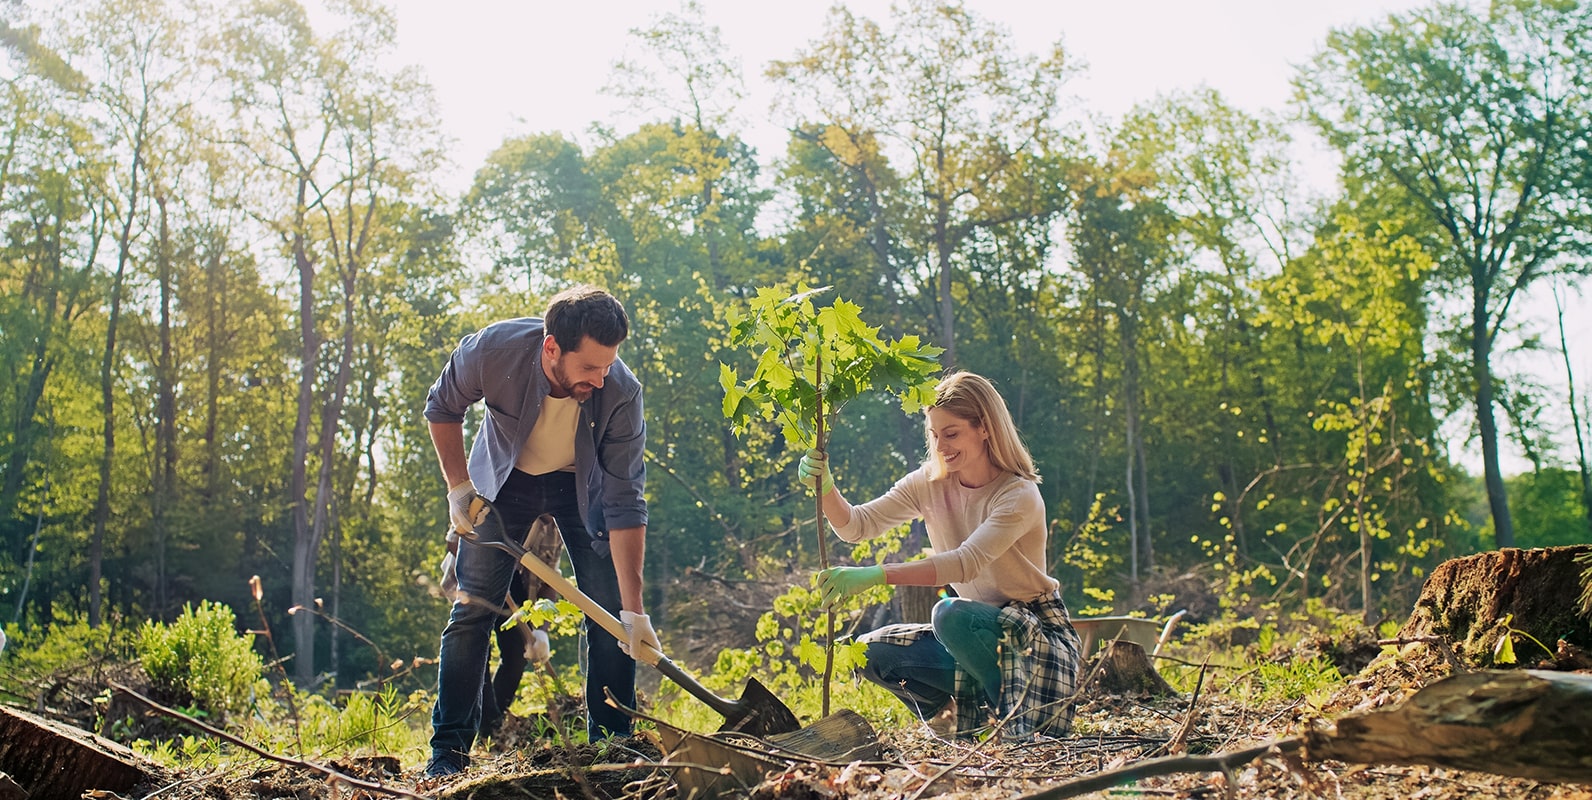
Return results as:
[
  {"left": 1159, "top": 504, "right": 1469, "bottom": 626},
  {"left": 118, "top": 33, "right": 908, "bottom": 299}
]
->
[
  {"left": 817, "top": 565, "right": 886, "bottom": 607},
  {"left": 447, "top": 479, "right": 485, "bottom": 534},
  {"left": 526, "top": 628, "right": 551, "bottom": 663},
  {"left": 797, "top": 449, "right": 834, "bottom": 496},
  {"left": 619, "top": 610, "right": 662, "bottom": 661}
]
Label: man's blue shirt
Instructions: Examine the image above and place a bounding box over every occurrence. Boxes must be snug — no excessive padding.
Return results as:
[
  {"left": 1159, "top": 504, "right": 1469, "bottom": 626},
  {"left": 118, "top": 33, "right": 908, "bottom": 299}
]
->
[{"left": 424, "top": 317, "right": 647, "bottom": 534}]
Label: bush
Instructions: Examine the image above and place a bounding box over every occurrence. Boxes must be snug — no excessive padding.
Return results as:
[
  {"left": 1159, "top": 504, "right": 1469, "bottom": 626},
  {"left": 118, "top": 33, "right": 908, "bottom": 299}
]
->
[
  {"left": 0, "top": 615, "right": 131, "bottom": 709},
  {"left": 137, "top": 600, "right": 265, "bottom": 719}
]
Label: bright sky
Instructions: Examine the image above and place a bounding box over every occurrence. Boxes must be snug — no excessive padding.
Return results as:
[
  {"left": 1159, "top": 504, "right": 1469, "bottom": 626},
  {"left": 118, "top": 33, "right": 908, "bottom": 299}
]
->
[
  {"left": 386, "top": 0, "right": 1590, "bottom": 476},
  {"left": 390, "top": 0, "right": 1434, "bottom": 190}
]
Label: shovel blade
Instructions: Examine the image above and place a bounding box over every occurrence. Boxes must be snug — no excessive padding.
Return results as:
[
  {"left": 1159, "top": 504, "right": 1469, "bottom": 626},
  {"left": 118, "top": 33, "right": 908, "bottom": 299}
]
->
[{"left": 718, "top": 677, "right": 801, "bottom": 737}]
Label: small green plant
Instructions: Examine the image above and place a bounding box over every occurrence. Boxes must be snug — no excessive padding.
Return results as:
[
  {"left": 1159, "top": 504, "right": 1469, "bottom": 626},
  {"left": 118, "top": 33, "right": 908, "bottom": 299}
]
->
[
  {"left": 295, "top": 685, "right": 431, "bottom": 759},
  {"left": 131, "top": 732, "right": 228, "bottom": 770},
  {"left": 137, "top": 600, "right": 267, "bottom": 720},
  {"left": 1229, "top": 657, "right": 1344, "bottom": 706},
  {"left": 1491, "top": 613, "right": 1555, "bottom": 666}
]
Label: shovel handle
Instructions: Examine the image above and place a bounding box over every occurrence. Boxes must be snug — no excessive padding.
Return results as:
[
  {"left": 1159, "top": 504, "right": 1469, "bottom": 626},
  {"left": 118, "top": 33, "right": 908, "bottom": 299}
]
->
[
  {"left": 459, "top": 496, "right": 749, "bottom": 723},
  {"left": 512, "top": 550, "right": 746, "bottom": 720},
  {"left": 513, "top": 552, "right": 647, "bottom": 658}
]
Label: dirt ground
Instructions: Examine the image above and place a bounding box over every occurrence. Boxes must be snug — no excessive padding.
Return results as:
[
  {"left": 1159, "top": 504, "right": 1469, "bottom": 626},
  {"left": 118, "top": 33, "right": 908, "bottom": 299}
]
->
[
  {"left": 15, "top": 565, "right": 1592, "bottom": 799},
  {"left": 130, "top": 668, "right": 1592, "bottom": 800},
  {"left": 121, "top": 565, "right": 1590, "bottom": 800}
]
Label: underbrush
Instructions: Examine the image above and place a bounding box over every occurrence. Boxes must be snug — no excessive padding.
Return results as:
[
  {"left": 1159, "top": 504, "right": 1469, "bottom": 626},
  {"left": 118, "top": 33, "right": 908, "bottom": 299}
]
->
[{"left": 1156, "top": 597, "right": 1399, "bottom": 712}]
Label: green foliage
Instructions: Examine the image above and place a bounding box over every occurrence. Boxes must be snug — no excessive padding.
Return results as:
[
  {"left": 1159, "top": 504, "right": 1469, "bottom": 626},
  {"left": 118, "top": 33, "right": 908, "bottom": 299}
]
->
[
  {"left": 651, "top": 576, "right": 917, "bottom": 733},
  {"left": 130, "top": 734, "right": 229, "bottom": 771},
  {"left": 130, "top": 685, "right": 433, "bottom": 769},
  {"left": 285, "top": 686, "right": 431, "bottom": 760},
  {"left": 1163, "top": 599, "right": 1360, "bottom": 710},
  {"left": 1505, "top": 469, "right": 1592, "bottom": 548},
  {"left": 1056, "top": 494, "right": 1127, "bottom": 615},
  {"left": 720, "top": 283, "right": 943, "bottom": 450},
  {"left": 0, "top": 616, "right": 131, "bottom": 704},
  {"left": 136, "top": 601, "right": 266, "bottom": 719}
]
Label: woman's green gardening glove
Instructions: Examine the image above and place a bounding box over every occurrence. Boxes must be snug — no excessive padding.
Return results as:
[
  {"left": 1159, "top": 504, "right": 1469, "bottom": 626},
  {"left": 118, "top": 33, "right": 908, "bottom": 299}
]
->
[
  {"left": 817, "top": 565, "right": 886, "bottom": 607},
  {"left": 797, "top": 449, "right": 834, "bottom": 496}
]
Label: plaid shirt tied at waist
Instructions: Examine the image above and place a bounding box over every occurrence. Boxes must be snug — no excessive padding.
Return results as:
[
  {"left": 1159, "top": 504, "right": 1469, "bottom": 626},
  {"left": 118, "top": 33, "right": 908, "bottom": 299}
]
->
[{"left": 860, "top": 590, "right": 1083, "bottom": 739}]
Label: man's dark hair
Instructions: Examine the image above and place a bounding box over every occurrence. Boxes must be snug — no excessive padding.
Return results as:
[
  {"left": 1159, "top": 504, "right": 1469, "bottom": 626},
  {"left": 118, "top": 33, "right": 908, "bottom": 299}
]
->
[{"left": 545, "top": 285, "right": 629, "bottom": 352}]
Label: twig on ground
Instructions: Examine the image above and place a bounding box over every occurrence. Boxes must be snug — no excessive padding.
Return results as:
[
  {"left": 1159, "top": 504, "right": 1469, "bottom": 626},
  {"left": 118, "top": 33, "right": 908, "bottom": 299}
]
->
[
  {"left": 907, "top": 640, "right": 1113, "bottom": 800},
  {"left": 107, "top": 681, "right": 433, "bottom": 800},
  {"left": 1155, "top": 657, "right": 1209, "bottom": 757}
]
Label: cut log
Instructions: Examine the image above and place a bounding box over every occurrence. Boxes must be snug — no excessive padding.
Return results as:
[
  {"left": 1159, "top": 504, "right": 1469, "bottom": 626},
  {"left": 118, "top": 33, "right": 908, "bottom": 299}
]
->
[
  {"left": 0, "top": 772, "right": 25, "bottom": 800},
  {"left": 1304, "top": 669, "right": 1592, "bottom": 782},
  {"left": 0, "top": 705, "right": 160, "bottom": 800},
  {"left": 1089, "top": 640, "right": 1176, "bottom": 697},
  {"left": 656, "top": 709, "right": 881, "bottom": 799},
  {"left": 1399, "top": 545, "right": 1592, "bottom": 666}
]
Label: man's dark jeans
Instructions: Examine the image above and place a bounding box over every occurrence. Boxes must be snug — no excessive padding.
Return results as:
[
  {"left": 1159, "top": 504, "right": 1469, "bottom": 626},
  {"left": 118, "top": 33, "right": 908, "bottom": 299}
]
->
[{"left": 430, "top": 470, "right": 635, "bottom": 763}]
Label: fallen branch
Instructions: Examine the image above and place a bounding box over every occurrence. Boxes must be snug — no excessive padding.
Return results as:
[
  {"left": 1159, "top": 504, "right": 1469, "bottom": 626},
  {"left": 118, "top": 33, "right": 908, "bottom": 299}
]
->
[
  {"left": 1303, "top": 669, "right": 1592, "bottom": 782},
  {"left": 1015, "top": 668, "right": 1592, "bottom": 798},
  {"left": 108, "top": 682, "right": 432, "bottom": 800},
  {"left": 1011, "top": 737, "right": 1303, "bottom": 800}
]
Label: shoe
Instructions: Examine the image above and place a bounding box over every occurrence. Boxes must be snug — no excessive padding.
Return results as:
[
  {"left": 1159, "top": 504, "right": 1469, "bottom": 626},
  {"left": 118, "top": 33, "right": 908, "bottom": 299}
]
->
[
  {"left": 927, "top": 699, "right": 958, "bottom": 736},
  {"left": 423, "top": 752, "right": 467, "bottom": 778}
]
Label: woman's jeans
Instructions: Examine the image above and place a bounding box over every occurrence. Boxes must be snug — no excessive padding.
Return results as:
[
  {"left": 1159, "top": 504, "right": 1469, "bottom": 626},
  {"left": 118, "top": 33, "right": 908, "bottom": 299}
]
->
[
  {"left": 430, "top": 470, "right": 634, "bottom": 762},
  {"left": 859, "top": 597, "right": 1003, "bottom": 717}
]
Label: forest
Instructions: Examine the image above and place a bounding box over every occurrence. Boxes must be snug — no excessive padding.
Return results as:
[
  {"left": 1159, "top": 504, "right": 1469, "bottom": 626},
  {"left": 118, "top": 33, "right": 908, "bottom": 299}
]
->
[{"left": 2, "top": 0, "right": 1591, "bottom": 702}]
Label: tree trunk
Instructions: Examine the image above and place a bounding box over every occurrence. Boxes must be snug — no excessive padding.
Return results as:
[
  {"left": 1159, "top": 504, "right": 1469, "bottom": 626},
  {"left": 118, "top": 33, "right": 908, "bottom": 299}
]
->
[
  {"left": 153, "top": 195, "right": 176, "bottom": 620},
  {"left": 896, "top": 585, "right": 939, "bottom": 624},
  {"left": 936, "top": 212, "right": 956, "bottom": 367},
  {"left": 290, "top": 198, "right": 320, "bottom": 686},
  {"left": 1552, "top": 284, "right": 1592, "bottom": 536},
  {"left": 1472, "top": 296, "right": 1514, "bottom": 547},
  {"left": 1398, "top": 545, "right": 1592, "bottom": 666}
]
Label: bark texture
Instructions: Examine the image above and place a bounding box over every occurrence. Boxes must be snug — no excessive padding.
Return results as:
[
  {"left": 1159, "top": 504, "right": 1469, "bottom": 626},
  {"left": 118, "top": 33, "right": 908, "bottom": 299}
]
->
[
  {"left": 0, "top": 705, "right": 158, "bottom": 800},
  {"left": 1399, "top": 545, "right": 1592, "bottom": 665},
  {"left": 1304, "top": 669, "right": 1592, "bottom": 782}
]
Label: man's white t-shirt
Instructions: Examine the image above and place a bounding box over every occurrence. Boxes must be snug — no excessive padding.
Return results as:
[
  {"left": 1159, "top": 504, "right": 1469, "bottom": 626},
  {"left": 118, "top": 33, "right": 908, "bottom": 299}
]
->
[{"left": 515, "top": 394, "right": 579, "bottom": 475}]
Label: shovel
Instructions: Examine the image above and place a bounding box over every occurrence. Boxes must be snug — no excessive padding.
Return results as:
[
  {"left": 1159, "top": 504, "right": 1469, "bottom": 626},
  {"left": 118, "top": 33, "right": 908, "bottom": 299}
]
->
[{"left": 455, "top": 497, "right": 802, "bottom": 737}]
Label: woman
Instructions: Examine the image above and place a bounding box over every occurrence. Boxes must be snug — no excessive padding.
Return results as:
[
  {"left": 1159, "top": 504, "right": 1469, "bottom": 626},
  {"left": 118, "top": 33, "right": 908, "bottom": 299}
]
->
[{"left": 799, "top": 371, "right": 1082, "bottom": 739}]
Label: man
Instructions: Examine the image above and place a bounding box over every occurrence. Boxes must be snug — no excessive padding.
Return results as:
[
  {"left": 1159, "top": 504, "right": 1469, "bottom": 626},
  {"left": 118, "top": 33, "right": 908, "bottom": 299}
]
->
[{"left": 423, "top": 285, "right": 656, "bottom": 778}]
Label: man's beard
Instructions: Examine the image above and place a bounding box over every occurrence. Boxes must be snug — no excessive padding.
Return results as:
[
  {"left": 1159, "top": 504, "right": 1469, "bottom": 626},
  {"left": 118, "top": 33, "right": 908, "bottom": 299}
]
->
[{"left": 550, "top": 359, "right": 595, "bottom": 401}]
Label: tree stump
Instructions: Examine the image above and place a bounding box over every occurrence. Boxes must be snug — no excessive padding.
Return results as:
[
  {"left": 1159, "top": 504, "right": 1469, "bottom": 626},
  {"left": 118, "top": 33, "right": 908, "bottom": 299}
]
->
[
  {"left": 1089, "top": 640, "right": 1176, "bottom": 696},
  {"left": 1399, "top": 545, "right": 1592, "bottom": 666},
  {"left": 0, "top": 705, "right": 159, "bottom": 800},
  {"left": 896, "top": 584, "right": 941, "bottom": 624}
]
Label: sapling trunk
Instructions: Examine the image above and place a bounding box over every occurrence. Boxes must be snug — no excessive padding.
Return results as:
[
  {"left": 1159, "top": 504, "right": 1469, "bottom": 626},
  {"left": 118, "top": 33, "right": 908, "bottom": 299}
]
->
[{"left": 816, "top": 335, "right": 834, "bottom": 718}]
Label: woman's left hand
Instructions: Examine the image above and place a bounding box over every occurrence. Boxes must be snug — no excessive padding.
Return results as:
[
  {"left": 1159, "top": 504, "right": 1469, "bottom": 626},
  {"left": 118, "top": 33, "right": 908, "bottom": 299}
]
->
[{"left": 816, "top": 565, "right": 886, "bottom": 607}]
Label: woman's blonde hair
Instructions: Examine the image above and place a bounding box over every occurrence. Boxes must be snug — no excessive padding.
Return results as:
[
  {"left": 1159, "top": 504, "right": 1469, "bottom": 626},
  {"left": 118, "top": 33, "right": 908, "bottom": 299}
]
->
[{"left": 922, "top": 371, "right": 1040, "bottom": 483}]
